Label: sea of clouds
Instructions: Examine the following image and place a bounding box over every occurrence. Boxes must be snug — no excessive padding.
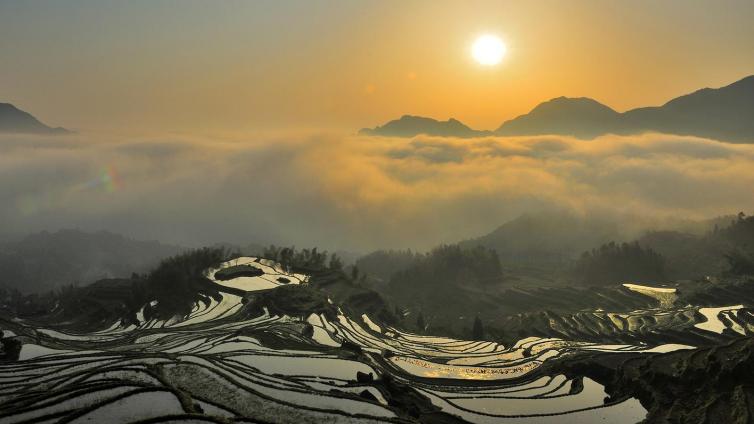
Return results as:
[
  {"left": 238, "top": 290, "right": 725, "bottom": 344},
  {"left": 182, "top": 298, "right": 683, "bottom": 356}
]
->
[{"left": 2, "top": 131, "right": 754, "bottom": 250}]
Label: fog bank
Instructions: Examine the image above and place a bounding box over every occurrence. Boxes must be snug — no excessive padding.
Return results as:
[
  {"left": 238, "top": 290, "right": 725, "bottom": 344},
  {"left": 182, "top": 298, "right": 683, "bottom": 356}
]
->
[{"left": 2, "top": 131, "right": 753, "bottom": 250}]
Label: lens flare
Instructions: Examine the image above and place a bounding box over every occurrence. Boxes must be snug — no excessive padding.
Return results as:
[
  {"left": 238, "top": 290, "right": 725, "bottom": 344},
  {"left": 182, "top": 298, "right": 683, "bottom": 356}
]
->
[
  {"left": 82, "top": 165, "right": 123, "bottom": 193},
  {"left": 101, "top": 165, "right": 123, "bottom": 192}
]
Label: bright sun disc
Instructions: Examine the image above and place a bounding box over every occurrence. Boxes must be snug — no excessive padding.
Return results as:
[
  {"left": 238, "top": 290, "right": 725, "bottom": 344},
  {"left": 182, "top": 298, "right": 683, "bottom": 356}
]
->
[{"left": 472, "top": 35, "right": 506, "bottom": 66}]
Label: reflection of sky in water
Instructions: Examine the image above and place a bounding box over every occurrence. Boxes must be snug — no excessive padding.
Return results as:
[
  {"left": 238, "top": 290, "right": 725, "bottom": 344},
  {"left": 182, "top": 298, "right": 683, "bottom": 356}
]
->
[
  {"left": 424, "top": 378, "right": 647, "bottom": 423},
  {"left": 1, "top": 256, "right": 671, "bottom": 423},
  {"left": 390, "top": 356, "right": 540, "bottom": 380}
]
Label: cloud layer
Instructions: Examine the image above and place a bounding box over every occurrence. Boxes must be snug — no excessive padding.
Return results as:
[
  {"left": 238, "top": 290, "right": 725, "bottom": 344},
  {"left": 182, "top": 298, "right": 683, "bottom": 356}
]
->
[{"left": 2, "top": 131, "right": 754, "bottom": 250}]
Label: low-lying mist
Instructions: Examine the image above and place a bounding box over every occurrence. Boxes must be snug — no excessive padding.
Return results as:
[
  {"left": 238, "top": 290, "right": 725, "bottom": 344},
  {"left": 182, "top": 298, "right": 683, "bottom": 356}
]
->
[{"left": 2, "top": 131, "right": 754, "bottom": 250}]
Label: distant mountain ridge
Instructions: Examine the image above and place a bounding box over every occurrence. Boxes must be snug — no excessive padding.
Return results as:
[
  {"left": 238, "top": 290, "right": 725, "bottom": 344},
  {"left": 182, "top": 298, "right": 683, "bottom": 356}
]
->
[
  {"left": 362, "top": 75, "right": 754, "bottom": 142},
  {"left": 620, "top": 75, "right": 754, "bottom": 142},
  {"left": 0, "top": 103, "right": 69, "bottom": 134},
  {"left": 359, "top": 115, "right": 488, "bottom": 138},
  {"left": 496, "top": 97, "right": 622, "bottom": 139}
]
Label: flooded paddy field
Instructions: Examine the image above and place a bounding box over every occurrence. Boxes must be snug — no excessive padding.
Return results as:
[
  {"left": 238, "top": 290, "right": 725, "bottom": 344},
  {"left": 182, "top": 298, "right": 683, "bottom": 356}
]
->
[{"left": 2, "top": 257, "right": 753, "bottom": 423}]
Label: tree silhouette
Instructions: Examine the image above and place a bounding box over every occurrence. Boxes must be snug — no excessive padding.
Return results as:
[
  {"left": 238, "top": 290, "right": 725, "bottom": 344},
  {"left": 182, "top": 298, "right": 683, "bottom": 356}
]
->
[
  {"left": 573, "top": 241, "right": 665, "bottom": 285},
  {"left": 416, "top": 312, "right": 426, "bottom": 332},
  {"left": 328, "top": 254, "right": 343, "bottom": 271},
  {"left": 472, "top": 316, "right": 485, "bottom": 340},
  {"left": 262, "top": 245, "right": 338, "bottom": 272}
]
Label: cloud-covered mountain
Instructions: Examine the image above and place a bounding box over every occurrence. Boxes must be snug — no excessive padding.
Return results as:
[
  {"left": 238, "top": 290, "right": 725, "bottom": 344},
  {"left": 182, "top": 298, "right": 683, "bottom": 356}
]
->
[
  {"left": 364, "top": 75, "right": 754, "bottom": 142},
  {"left": 359, "top": 115, "right": 488, "bottom": 138},
  {"left": 0, "top": 103, "right": 69, "bottom": 134}
]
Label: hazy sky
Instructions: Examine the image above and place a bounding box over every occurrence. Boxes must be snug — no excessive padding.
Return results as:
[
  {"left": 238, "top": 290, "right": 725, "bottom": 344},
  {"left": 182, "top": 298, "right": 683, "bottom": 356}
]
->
[{"left": 2, "top": 0, "right": 754, "bottom": 133}]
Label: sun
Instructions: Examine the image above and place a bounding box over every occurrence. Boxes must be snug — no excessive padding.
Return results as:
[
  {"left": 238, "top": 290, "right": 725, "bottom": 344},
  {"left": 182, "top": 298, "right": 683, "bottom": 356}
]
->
[{"left": 472, "top": 35, "right": 506, "bottom": 66}]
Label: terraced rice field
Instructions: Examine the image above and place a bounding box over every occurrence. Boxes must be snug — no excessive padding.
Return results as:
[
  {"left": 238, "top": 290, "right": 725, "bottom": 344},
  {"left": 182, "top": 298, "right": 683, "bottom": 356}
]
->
[{"left": 0, "top": 258, "right": 751, "bottom": 423}]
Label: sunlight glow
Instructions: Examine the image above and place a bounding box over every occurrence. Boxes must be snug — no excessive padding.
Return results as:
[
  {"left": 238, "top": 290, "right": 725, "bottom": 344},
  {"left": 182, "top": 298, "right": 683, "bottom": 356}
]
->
[{"left": 472, "top": 35, "right": 506, "bottom": 66}]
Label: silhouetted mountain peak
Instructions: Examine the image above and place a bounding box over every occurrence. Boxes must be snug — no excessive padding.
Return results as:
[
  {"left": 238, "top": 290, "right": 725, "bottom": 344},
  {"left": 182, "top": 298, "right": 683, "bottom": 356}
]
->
[
  {"left": 365, "top": 75, "right": 754, "bottom": 142},
  {"left": 496, "top": 96, "right": 621, "bottom": 138},
  {"left": 359, "top": 114, "right": 484, "bottom": 138},
  {"left": 0, "top": 102, "right": 70, "bottom": 134},
  {"left": 622, "top": 74, "right": 754, "bottom": 141},
  {"left": 526, "top": 96, "right": 618, "bottom": 116}
]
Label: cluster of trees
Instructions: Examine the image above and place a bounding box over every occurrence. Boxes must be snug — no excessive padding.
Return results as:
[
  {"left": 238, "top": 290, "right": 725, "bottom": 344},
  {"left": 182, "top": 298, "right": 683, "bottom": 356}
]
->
[
  {"left": 0, "top": 287, "right": 19, "bottom": 304},
  {"left": 354, "top": 249, "right": 422, "bottom": 282},
  {"left": 719, "top": 213, "right": 754, "bottom": 276},
  {"left": 0, "top": 286, "right": 46, "bottom": 317},
  {"left": 0, "top": 245, "right": 351, "bottom": 325},
  {"left": 262, "top": 246, "right": 343, "bottom": 272},
  {"left": 723, "top": 251, "right": 754, "bottom": 276},
  {"left": 1, "top": 248, "right": 229, "bottom": 323},
  {"left": 717, "top": 212, "right": 754, "bottom": 242},
  {"left": 385, "top": 245, "right": 502, "bottom": 329},
  {"left": 389, "top": 244, "right": 503, "bottom": 290},
  {"left": 359, "top": 244, "right": 502, "bottom": 334},
  {"left": 139, "top": 247, "right": 227, "bottom": 313},
  {"left": 636, "top": 212, "right": 754, "bottom": 280},
  {"left": 573, "top": 241, "right": 666, "bottom": 285}
]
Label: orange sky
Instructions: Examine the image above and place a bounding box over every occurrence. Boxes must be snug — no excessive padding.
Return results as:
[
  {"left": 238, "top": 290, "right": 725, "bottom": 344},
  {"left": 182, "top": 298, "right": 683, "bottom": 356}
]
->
[{"left": 1, "top": 1, "right": 753, "bottom": 133}]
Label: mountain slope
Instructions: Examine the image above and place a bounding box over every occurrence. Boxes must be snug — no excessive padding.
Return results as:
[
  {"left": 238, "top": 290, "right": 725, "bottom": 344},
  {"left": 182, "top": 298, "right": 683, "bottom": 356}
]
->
[
  {"left": 459, "top": 211, "right": 622, "bottom": 265},
  {"left": 622, "top": 75, "right": 754, "bottom": 142},
  {"left": 0, "top": 103, "right": 69, "bottom": 134}
]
